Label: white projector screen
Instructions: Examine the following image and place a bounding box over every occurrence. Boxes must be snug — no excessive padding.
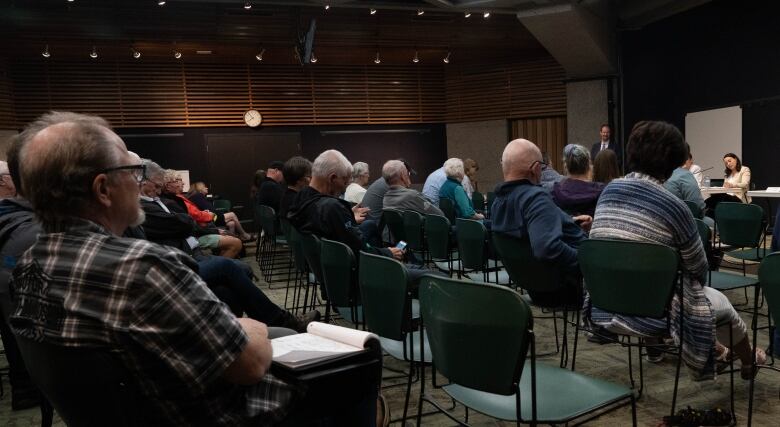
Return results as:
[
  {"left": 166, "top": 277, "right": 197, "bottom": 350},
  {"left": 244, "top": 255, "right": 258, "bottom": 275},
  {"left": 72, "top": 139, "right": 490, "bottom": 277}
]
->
[{"left": 684, "top": 106, "right": 742, "bottom": 181}]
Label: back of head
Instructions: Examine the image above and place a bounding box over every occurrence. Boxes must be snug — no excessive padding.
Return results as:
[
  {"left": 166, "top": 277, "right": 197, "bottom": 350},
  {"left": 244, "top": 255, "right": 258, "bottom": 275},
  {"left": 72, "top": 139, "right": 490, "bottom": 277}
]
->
[
  {"left": 626, "top": 121, "right": 686, "bottom": 181},
  {"left": 143, "top": 159, "right": 164, "bottom": 181},
  {"left": 351, "top": 161, "right": 369, "bottom": 179},
  {"left": 592, "top": 149, "right": 621, "bottom": 184},
  {"left": 443, "top": 158, "right": 464, "bottom": 179},
  {"left": 501, "top": 139, "right": 541, "bottom": 180},
  {"left": 312, "top": 149, "right": 351, "bottom": 179},
  {"left": 382, "top": 160, "right": 407, "bottom": 185},
  {"left": 283, "top": 156, "right": 313, "bottom": 185},
  {"left": 562, "top": 144, "right": 591, "bottom": 176},
  {"left": 20, "top": 117, "right": 120, "bottom": 228}
]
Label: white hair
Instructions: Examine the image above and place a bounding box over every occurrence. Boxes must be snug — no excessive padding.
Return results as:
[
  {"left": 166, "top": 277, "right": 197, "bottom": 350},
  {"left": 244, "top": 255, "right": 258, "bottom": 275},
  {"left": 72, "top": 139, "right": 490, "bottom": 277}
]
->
[
  {"left": 382, "top": 160, "right": 407, "bottom": 184},
  {"left": 352, "top": 161, "right": 369, "bottom": 179},
  {"left": 443, "top": 158, "right": 464, "bottom": 180},
  {"left": 312, "top": 149, "right": 352, "bottom": 178}
]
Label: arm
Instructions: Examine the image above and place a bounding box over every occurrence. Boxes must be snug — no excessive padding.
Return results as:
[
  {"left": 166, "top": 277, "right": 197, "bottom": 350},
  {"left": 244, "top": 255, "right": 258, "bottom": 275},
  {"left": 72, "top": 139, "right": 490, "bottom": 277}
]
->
[
  {"left": 679, "top": 174, "right": 706, "bottom": 210},
  {"left": 183, "top": 197, "right": 217, "bottom": 224},
  {"left": 453, "top": 186, "right": 477, "bottom": 218},
  {"left": 222, "top": 318, "right": 273, "bottom": 385},
  {"left": 734, "top": 167, "right": 751, "bottom": 189},
  {"left": 525, "top": 193, "right": 579, "bottom": 270}
]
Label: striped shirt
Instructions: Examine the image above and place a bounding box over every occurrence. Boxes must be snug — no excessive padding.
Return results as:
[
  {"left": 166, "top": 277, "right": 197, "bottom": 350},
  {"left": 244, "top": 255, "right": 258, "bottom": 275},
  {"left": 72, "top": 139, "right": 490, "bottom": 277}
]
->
[
  {"left": 588, "top": 173, "right": 715, "bottom": 379},
  {"left": 10, "top": 219, "right": 295, "bottom": 425}
]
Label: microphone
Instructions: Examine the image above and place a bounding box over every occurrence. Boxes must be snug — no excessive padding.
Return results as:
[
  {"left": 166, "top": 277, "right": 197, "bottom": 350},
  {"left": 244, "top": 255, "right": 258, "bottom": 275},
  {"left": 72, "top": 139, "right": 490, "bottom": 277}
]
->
[{"left": 693, "top": 166, "right": 714, "bottom": 175}]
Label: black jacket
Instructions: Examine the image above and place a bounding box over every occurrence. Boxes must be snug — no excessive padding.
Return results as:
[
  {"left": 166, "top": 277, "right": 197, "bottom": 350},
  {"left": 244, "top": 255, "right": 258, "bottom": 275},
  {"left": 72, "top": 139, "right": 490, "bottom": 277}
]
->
[
  {"left": 0, "top": 198, "right": 40, "bottom": 299},
  {"left": 140, "top": 198, "right": 198, "bottom": 255},
  {"left": 256, "top": 177, "right": 284, "bottom": 213}
]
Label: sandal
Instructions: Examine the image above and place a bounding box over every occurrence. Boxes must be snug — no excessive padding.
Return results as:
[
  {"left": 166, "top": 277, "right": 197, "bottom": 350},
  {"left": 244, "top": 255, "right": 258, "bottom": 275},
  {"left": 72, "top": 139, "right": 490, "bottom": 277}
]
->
[{"left": 740, "top": 348, "right": 767, "bottom": 380}]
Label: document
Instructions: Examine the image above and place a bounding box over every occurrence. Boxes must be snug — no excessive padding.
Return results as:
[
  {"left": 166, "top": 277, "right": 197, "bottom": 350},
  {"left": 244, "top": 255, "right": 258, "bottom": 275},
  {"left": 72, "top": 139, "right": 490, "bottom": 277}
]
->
[{"left": 272, "top": 322, "right": 378, "bottom": 369}]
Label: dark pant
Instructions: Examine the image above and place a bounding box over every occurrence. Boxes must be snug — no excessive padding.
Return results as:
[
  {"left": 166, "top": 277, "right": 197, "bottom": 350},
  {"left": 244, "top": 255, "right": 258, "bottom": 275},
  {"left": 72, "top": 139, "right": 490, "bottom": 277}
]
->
[
  {"left": 704, "top": 193, "right": 742, "bottom": 218},
  {"left": 196, "top": 256, "right": 287, "bottom": 326},
  {"left": 0, "top": 293, "right": 40, "bottom": 402}
]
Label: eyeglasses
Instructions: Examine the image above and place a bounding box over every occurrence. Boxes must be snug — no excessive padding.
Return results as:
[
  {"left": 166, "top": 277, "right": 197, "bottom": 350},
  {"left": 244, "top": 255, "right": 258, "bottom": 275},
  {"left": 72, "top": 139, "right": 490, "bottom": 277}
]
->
[
  {"left": 98, "top": 164, "right": 146, "bottom": 183},
  {"left": 530, "top": 160, "right": 547, "bottom": 169}
]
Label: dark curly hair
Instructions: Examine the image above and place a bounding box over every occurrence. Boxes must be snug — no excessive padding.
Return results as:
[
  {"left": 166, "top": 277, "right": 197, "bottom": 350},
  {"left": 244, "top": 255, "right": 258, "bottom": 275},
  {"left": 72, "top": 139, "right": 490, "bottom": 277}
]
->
[
  {"left": 626, "top": 121, "right": 686, "bottom": 181},
  {"left": 723, "top": 153, "right": 742, "bottom": 177}
]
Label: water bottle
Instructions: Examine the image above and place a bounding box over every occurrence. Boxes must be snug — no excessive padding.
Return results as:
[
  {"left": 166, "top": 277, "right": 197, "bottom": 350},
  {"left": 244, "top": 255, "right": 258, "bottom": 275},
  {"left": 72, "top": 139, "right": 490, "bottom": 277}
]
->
[{"left": 703, "top": 175, "right": 711, "bottom": 188}]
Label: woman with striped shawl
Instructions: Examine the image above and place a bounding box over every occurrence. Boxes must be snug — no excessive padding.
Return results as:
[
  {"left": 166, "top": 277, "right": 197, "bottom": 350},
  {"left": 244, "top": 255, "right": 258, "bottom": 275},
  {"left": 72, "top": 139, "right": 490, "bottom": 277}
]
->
[{"left": 587, "top": 120, "right": 763, "bottom": 380}]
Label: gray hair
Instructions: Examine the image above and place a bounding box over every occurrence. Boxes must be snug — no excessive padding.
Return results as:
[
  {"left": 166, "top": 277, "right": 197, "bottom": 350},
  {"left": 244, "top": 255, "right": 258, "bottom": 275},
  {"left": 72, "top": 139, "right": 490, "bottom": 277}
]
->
[
  {"left": 142, "top": 159, "right": 164, "bottom": 180},
  {"left": 352, "top": 161, "right": 369, "bottom": 179},
  {"left": 382, "top": 160, "right": 407, "bottom": 185},
  {"left": 562, "top": 144, "right": 591, "bottom": 175},
  {"left": 312, "top": 149, "right": 352, "bottom": 179},
  {"left": 443, "top": 158, "right": 464, "bottom": 180}
]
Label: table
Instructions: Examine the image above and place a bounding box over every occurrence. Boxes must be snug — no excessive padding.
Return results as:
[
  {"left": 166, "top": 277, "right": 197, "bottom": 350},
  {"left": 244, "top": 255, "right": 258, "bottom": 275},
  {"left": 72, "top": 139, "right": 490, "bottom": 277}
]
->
[
  {"left": 701, "top": 186, "right": 745, "bottom": 201},
  {"left": 748, "top": 190, "right": 780, "bottom": 235}
]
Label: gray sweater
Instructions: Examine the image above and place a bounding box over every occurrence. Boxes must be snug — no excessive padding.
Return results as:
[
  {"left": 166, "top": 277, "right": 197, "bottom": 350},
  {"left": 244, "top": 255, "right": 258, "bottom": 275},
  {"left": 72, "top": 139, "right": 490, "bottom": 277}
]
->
[{"left": 383, "top": 186, "right": 444, "bottom": 217}]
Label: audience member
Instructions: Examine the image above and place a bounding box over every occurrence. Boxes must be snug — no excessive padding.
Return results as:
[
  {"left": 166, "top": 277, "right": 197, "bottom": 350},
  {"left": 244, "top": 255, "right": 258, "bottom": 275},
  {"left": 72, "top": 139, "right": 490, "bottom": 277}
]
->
[
  {"left": 255, "top": 161, "right": 285, "bottom": 211},
  {"left": 439, "top": 158, "right": 484, "bottom": 220},
  {"left": 344, "top": 161, "right": 369, "bottom": 204},
  {"left": 382, "top": 160, "right": 443, "bottom": 216},
  {"left": 491, "top": 139, "right": 591, "bottom": 307},
  {"left": 539, "top": 150, "right": 564, "bottom": 191},
  {"left": 589, "top": 120, "right": 763, "bottom": 379},
  {"left": 664, "top": 144, "right": 706, "bottom": 213},
  {"left": 461, "top": 158, "right": 480, "bottom": 198},
  {"left": 279, "top": 156, "right": 312, "bottom": 220},
  {"left": 422, "top": 163, "right": 447, "bottom": 206},
  {"left": 590, "top": 123, "right": 622, "bottom": 171},
  {"left": 592, "top": 148, "right": 621, "bottom": 185},
  {"left": 551, "top": 144, "right": 604, "bottom": 217},
  {"left": 187, "top": 181, "right": 251, "bottom": 241},
  {"left": 686, "top": 152, "right": 704, "bottom": 186},
  {"left": 360, "top": 159, "right": 414, "bottom": 222},
  {"left": 249, "top": 168, "right": 265, "bottom": 200}
]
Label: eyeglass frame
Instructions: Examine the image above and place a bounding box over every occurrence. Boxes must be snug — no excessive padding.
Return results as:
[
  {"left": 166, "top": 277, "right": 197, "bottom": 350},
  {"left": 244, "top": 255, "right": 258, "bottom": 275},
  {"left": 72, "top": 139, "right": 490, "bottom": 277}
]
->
[{"left": 97, "top": 164, "right": 147, "bottom": 183}]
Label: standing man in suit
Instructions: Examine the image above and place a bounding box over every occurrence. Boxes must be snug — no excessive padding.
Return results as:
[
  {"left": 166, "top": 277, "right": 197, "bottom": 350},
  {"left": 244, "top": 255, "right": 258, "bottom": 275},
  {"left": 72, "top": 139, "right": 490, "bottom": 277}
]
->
[{"left": 590, "top": 124, "right": 622, "bottom": 172}]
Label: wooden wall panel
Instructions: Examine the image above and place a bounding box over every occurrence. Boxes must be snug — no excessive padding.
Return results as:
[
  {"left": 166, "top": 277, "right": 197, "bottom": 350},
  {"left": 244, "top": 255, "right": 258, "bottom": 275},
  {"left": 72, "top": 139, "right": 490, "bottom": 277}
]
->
[
  {"left": 0, "top": 60, "right": 16, "bottom": 129},
  {"left": 446, "top": 57, "right": 566, "bottom": 123},
  {"left": 511, "top": 116, "right": 568, "bottom": 172}
]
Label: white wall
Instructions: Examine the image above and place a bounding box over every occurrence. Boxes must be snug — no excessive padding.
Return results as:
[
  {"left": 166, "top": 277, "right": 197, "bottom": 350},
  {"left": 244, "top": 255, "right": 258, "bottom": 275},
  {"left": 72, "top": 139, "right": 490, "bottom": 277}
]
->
[{"left": 685, "top": 106, "right": 742, "bottom": 179}]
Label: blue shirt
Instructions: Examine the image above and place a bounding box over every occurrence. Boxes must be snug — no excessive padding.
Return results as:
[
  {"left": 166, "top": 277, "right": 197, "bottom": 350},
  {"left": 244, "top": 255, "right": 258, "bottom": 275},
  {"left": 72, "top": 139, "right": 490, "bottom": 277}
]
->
[
  {"left": 439, "top": 178, "right": 476, "bottom": 219},
  {"left": 664, "top": 167, "right": 705, "bottom": 210},
  {"left": 422, "top": 167, "right": 446, "bottom": 205}
]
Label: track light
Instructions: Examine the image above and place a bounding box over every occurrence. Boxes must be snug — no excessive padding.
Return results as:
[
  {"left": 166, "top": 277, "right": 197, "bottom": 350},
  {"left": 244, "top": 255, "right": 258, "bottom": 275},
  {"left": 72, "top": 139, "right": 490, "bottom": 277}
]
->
[
  {"left": 244, "top": 2, "right": 252, "bottom": 10},
  {"left": 310, "top": 52, "right": 318, "bottom": 63},
  {"left": 255, "top": 48, "right": 265, "bottom": 61},
  {"left": 42, "top": 44, "right": 51, "bottom": 58},
  {"left": 412, "top": 51, "right": 419, "bottom": 63},
  {"left": 174, "top": 50, "right": 182, "bottom": 59},
  {"left": 417, "top": 9, "right": 424, "bottom": 16},
  {"left": 370, "top": 8, "right": 376, "bottom": 15},
  {"left": 464, "top": 11, "right": 471, "bottom": 18},
  {"left": 90, "top": 46, "right": 98, "bottom": 59},
  {"left": 157, "top": 0, "right": 166, "bottom": 6},
  {"left": 374, "top": 52, "right": 381, "bottom": 64},
  {"left": 483, "top": 11, "right": 490, "bottom": 18},
  {"left": 324, "top": 4, "right": 330, "bottom": 10},
  {"left": 132, "top": 48, "right": 141, "bottom": 59},
  {"left": 443, "top": 52, "right": 451, "bottom": 64},
  {"left": 67, "top": 0, "right": 75, "bottom": 2}
]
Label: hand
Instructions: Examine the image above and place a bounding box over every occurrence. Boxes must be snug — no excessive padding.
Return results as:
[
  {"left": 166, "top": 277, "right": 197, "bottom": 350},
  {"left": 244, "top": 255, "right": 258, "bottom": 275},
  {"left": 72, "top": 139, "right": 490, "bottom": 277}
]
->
[
  {"left": 388, "top": 247, "right": 404, "bottom": 260},
  {"left": 352, "top": 206, "right": 370, "bottom": 224},
  {"left": 572, "top": 215, "right": 593, "bottom": 232},
  {"left": 723, "top": 181, "right": 732, "bottom": 188},
  {"left": 237, "top": 317, "right": 269, "bottom": 340},
  {"left": 473, "top": 213, "right": 485, "bottom": 220}
]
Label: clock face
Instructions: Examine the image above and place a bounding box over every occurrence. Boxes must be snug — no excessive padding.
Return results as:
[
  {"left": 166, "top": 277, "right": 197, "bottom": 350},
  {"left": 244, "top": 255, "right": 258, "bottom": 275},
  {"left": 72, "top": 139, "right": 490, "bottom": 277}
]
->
[{"left": 244, "top": 109, "right": 262, "bottom": 127}]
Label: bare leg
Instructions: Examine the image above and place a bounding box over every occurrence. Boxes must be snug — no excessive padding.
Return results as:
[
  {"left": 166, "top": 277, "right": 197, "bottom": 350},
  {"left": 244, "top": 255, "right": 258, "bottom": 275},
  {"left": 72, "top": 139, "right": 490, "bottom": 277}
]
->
[
  {"left": 225, "top": 212, "right": 251, "bottom": 240},
  {"left": 217, "top": 235, "right": 243, "bottom": 258}
]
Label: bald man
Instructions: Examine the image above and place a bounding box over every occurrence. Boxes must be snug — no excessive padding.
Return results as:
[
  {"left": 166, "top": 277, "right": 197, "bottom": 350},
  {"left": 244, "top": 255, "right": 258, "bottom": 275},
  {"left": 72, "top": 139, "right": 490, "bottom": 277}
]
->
[{"left": 491, "top": 139, "right": 591, "bottom": 307}]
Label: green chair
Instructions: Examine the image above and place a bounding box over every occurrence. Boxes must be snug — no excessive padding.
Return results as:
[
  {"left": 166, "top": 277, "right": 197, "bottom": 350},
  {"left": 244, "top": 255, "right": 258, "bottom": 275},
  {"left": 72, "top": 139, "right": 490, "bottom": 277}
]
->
[
  {"left": 439, "top": 198, "right": 456, "bottom": 224},
  {"left": 574, "top": 239, "right": 683, "bottom": 415},
  {"left": 382, "top": 209, "right": 406, "bottom": 245},
  {"left": 359, "top": 252, "right": 431, "bottom": 424},
  {"left": 298, "top": 232, "right": 325, "bottom": 312},
  {"left": 417, "top": 275, "right": 636, "bottom": 426},
  {"left": 257, "top": 205, "right": 289, "bottom": 285},
  {"left": 684, "top": 200, "right": 704, "bottom": 219},
  {"left": 748, "top": 253, "right": 780, "bottom": 426},
  {"left": 286, "top": 226, "right": 316, "bottom": 313},
  {"left": 696, "top": 218, "right": 758, "bottom": 303},
  {"left": 471, "top": 191, "right": 485, "bottom": 212},
  {"left": 424, "top": 214, "right": 459, "bottom": 275},
  {"left": 492, "top": 232, "right": 577, "bottom": 366},
  {"left": 486, "top": 191, "right": 496, "bottom": 218},
  {"left": 212, "top": 198, "right": 232, "bottom": 215},
  {"left": 402, "top": 210, "right": 426, "bottom": 262},
  {"left": 320, "top": 238, "right": 363, "bottom": 327},
  {"left": 715, "top": 202, "right": 766, "bottom": 273},
  {"left": 455, "top": 218, "right": 508, "bottom": 284}
]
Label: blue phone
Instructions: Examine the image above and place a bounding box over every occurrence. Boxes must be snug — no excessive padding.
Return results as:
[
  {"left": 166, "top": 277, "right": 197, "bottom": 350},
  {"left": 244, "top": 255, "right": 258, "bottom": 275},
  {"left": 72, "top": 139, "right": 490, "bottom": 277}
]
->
[{"left": 395, "top": 241, "right": 407, "bottom": 250}]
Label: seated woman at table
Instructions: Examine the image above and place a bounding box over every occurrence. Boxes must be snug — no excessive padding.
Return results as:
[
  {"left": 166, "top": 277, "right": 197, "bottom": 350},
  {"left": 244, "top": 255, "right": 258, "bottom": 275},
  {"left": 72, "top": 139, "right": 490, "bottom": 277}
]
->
[
  {"left": 705, "top": 152, "right": 752, "bottom": 215},
  {"left": 588, "top": 121, "right": 764, "bottom": 380},
  {"left": 439, "top": 157, "right": 484, "bottom": 220},
  {"left": 552, "top": 144, "right": 605, "bottom": 217},
  {"left": 188, "top": 181, "right": 252, "bottom": 241}
]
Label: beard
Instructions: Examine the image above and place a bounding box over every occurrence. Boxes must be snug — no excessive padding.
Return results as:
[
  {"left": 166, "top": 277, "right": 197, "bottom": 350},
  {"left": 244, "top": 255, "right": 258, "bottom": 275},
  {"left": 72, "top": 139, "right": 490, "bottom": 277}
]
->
[{"left": 130, "top": 208, "right": 146, "bottom": 227}]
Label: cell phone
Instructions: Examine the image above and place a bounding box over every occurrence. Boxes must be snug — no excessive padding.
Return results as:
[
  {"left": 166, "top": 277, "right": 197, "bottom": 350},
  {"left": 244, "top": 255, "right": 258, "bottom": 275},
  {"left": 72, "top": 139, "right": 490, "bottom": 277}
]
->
[{"left": 395, "top": 241, "right": 407, "bottom": 250}]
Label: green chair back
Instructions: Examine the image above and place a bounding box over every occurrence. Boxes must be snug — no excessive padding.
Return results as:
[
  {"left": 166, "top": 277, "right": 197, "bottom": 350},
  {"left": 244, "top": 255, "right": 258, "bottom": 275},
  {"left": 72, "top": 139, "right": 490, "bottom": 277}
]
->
[
  {"left": 419, "top": 275, "right": 530, "bottom": 395},
  {"left": 579, "top": 239, "right": 679, "bottom": 318},
  {"left": 320, "top": 238, "right": 357, "bottom": 307},
  {"left": 694, "top": 218, "right": 712, "bottom": 252},
  {"left": 213, "top": 199, "right": 231, "bottom": 214},
  {"left": 715, "top": 202, "right": 764, "bottom": 248},
  {"left": 455, "top": 218, "right": 487, "bottom": 271},
  {"left": 402, "top": 210, "right": 425, "bottom": 251},
  {"left": 684, "top": 200, "right": 703, "bottom": 219},
  {"left": 424, "top": 214, "right": 451, "bottom": 261},
  {"left": 358, "top": 252, "right": 409, "bottom": 341},
  {"left": 382, "top": 209, "right": 406, "bottom": 244},
  {"left": 299, "top": 232, "right": 324, "bottom": 284},
  {"left": 258, "top": 205, "right": 278, "bottom": 239},
  {"left": 472, "top": 191, "right": 485, "bottom": 212},
  {"left": 492, "top": 232, "right": 562, "bottom": 293},
  {"left": 758, "top": 253, "right": 780, "bottom": 328},
  {"left": 439, "top": 198, "right": 456, "bottom": 224},
  {"left": 486, "top": 191, "right": 496, "bottom": 214},
  {"left": 288, "top": 226, "right": 309, "bottom": 273}
]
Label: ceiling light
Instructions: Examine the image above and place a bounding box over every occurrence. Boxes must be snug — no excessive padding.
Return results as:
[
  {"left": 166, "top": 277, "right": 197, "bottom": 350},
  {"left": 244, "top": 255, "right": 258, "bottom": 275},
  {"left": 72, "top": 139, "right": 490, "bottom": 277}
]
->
[
  {"left": 244, "top": 2, "right": 252, "bottom": 10},
  {"left": 417, "top": 9, "right": 424, "bottom": 16},
  {"left": 370, "top": 8, "right": 377, "bottom": 15},
  {"left": 324, "top": 4, "right": 330, "bottom": 10},
  {"left": 412, "top": 51, "right": 419, "bottom": 63},
  {"left": 89, "top": 46, "right": 98, "bottom": 59},
  {"left": 464, "top": 11, "right": 471, "bottom": 18},
  {"left": 483, "top": 11, "right": 490, "bottom": 18},
  {"left": 174, "top": 50, "right": 182, "bottom": 59},
  {"left": 374, "top": 52, "right": 381, "bottom": 64},
  {"left": 310, "top": 52, "right": 318, "bottom": 63},
  {"left": 157, "top": 0, "right": 166, "bottom": 6},
  {"left": 67, "top": 0, "right": 75, "bottom": 2},
  {"left": 255, "top": 48, "right": 265, "bottom": 61},
  {"left": 443, "top": 52, "right": 451, "bottom": 64},
  {"left": 132, "top": 48, "right": 141, "bottom": 59},
  {"left": 42, "top": 44, "right": 51, "bottom": 58}
]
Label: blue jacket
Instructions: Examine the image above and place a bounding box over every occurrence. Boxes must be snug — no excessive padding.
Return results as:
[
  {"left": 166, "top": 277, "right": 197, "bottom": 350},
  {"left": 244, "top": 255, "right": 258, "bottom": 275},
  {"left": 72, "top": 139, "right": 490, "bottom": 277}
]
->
[
  {"left": 490, "top": 179, "right": 585, "bottom": 271},
  {"left": 439, "top": 178, "right": 475, "bottom": 218}
]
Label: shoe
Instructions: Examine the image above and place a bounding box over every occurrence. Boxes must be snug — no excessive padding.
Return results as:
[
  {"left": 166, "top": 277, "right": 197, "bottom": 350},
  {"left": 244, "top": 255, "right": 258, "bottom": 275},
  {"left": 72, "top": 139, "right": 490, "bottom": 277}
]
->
[
  {"left": 294, "top": 310, "right": 321, "bottom": 333},
  {"left": 741, "top": 347, "right": 767, "bottom": 380},
  {"left": 11, "top": 388, "right": 41, "bottom": 411},
  {"left": 376, "top": 394, "right": 390, "bottom": 427}
]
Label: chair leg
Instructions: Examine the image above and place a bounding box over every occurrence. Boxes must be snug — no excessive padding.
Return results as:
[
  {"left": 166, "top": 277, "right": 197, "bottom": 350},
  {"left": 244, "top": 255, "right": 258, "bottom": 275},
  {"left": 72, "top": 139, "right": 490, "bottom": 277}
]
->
[
  {"left": 670, "top": 340, "right": 683, "bottom": 417},
  {"left": 571, "top": 321, "right": 580, "bottom": 371}
]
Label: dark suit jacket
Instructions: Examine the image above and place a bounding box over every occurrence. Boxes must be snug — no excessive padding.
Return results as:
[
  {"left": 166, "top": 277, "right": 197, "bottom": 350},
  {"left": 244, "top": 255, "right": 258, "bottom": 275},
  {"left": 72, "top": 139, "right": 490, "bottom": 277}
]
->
[
  {"left": 140, "top": 198, "right": 198, "bottom": 255},
  {"left": 590, "top": 140, "right": 623, "bottom": 171}
]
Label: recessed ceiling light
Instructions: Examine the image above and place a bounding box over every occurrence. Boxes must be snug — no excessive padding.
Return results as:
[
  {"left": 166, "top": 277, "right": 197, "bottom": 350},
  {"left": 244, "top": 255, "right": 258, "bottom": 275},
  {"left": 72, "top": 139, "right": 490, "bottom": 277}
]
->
[
  {"left": 417, "top": 9, "right": 424, "bottom": 16},
  {"left": 244, "top": 2, "right": 252, "bottom": 10},
  {"left": 132, "top": 49, "right": 141, "bottom": 59},
  {"left": 42, "top": 44, "right": 51, "bottom": 58},
  {"left": 324, "top": 4, "right": 330, "bottom": 10},
  {"left": 370, "top": 8, "right": 377, "bottom": 15},
  {"left": 158, "top": 0, "right": 166, "bottom": 6},
  {"left": 443, "top": 52, "right": 451, "bottom": 64},
  {"left": 90, "top": 46, "right": 98, "bottom": 59},
  {"left": 483, "top": 11, "right": 490, "bottom": 18},
  {"left": 174, "top": 51, "right": 182, "bottom": 59},
  {"left": 464, "top": 11, "right": 471, "bottom": 18}
]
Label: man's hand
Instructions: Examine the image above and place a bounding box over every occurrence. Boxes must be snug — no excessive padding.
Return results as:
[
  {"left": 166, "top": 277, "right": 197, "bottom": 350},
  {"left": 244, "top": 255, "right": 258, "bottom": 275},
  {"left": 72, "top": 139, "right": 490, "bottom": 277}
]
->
[
  {"left": 353, "top": 206, "right": 370, "bottom": 224},
  {"left": 388, "top": 247, "right": 405, "bottom": 260},
  {"left": 222, "top": 318, "right": 272, "bottom": 385},
  {"left": 572, "top": 215, "right": 593, "bottom": 232}
]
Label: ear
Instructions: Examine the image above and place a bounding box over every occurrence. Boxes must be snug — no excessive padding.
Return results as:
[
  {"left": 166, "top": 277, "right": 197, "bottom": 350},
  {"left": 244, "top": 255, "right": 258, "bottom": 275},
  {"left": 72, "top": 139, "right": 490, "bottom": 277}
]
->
[{"left": 92, "top": 174, "right": 113, "bottom": 208}]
